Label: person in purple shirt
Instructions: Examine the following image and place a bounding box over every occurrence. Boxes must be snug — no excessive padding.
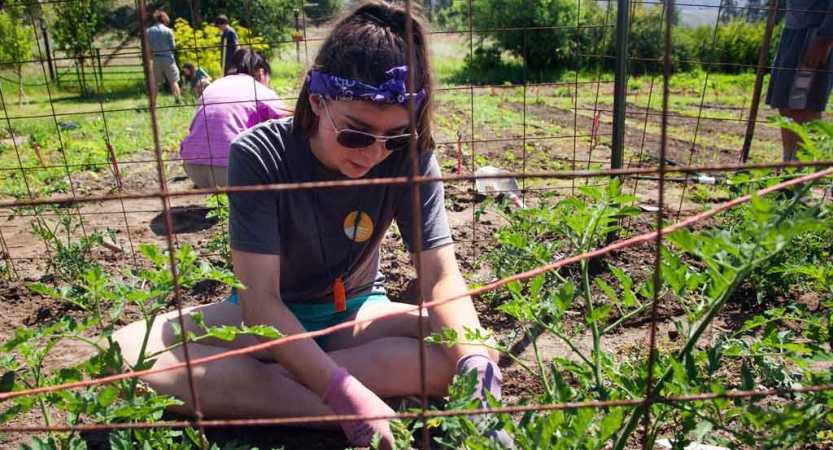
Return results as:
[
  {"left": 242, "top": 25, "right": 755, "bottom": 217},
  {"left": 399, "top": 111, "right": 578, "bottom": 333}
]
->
[{"left": 179, "top": 48, "right": 289, "bottom": 188}]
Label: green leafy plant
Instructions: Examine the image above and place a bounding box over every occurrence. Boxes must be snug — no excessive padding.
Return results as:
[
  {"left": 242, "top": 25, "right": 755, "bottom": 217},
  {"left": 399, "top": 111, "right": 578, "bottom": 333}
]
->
[
  {"left": 176, "top": 0, "right": 293, "bottom": 48},
  {"left": 0, "top": 4, "right": 34, "bottom": 105},
  {"left": 27, "top": 206, "right": 114, "bottom": 285},
  {"left": 427, "top": 164, "right": 832, "bottom": 448},
  {"left": 172, "top": 19, "right": 270, "bottom": 78},
  {"left": 478, "top": 178, "right": 640, "bottom": 305},
  {"left": 50, "top": 0, "right": 109, "bottom": 95},
  {"left": 205, "top": 193, "right": 231, "bottom": 268},
  {"left": 2, "top": 244, "right": 281, "bottom": 449}
]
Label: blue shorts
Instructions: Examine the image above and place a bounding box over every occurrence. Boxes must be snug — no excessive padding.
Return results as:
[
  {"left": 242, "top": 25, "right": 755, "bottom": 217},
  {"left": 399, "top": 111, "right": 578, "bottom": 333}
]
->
[
  {"left": 224, "top": 292, "right": 390, "bottom": 348},
  {"left": 766, "top": 27, "right": 833, "bottom": 111}
]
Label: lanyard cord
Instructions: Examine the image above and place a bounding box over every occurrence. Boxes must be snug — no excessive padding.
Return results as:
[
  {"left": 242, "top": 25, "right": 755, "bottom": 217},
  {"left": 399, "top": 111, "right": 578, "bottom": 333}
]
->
[{"left": 311, "top": 191, "right": 364, "bottom": 290}]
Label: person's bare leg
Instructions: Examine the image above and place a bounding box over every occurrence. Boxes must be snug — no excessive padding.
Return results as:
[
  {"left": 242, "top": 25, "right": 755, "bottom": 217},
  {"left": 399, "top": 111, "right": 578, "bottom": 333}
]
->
[
  {"left": 142, "top": 342, "right": 332, "bottom": 419},
  {"left": 114, "top": 303, "right": 329, "bottom": 418},
  {"left": 113, "top": 302, "right": 453, "bottom": 419},
  {"left": 327, "top": 301, "right": 459, "bottom": 394},
  {"left": 779, "top": 107, "right": 822, "bottom": 161},
  {"left": 326, "top": 301, "right": 430, "bottom": 350},
  {"left": 331, "top": 337, "right": 455, "bottom": 398},
  {"left": 171, "top": 81, "right": 181, "bottom": 102}
]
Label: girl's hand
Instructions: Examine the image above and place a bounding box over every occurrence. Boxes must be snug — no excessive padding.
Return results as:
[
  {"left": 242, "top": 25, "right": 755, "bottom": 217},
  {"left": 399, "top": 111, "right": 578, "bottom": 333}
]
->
[
  {"left": 457, "top": 354, "right": 514, "bottom": 448},
  {"left": 457, "top": 354, "right": 503, "bottom": 404},
  {"left": 322, "top": 367, "right": 395, "bottom": 449}
]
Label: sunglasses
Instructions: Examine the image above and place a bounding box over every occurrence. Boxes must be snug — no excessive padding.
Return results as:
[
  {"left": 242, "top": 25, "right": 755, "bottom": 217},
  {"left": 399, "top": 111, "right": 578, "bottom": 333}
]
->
[{"left": 320, "top": 99, "right": 417, "bottom": 151}]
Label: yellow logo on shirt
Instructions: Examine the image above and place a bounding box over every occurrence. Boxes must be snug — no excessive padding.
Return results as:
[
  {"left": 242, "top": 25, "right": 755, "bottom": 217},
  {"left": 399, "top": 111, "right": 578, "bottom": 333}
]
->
[{"left": 343, "top": 211, "right": 373, "bottom": 242}]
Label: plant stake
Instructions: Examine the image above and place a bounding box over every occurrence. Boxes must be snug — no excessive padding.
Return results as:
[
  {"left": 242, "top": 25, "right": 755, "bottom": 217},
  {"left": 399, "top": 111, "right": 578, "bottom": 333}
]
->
[
  {"left": 105, "top": 139, "right": 123, "bottom": 189},
  {"left": 32, "top": 140, "right": 45, "bottom": 167},
  {"left": 456, "top": 130, "right": 463, "bottom": 174}
]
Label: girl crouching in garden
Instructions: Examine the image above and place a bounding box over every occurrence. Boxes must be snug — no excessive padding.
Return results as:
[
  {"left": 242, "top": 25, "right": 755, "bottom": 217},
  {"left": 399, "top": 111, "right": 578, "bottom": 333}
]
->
[{"left": 115, "top": 2, "right": 509, "bottom": 448}]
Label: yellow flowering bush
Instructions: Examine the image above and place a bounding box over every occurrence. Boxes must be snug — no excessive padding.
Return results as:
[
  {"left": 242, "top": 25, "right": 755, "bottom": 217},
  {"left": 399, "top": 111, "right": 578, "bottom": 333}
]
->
[{"left": 173, "top": 18, "right": 270, "bottom": 78}]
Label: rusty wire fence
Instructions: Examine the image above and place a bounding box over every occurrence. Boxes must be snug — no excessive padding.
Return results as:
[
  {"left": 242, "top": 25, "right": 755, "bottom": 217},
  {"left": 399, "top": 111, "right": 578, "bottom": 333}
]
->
[{"left": 0, "top": 0, "right": 832, "bottom": 448}]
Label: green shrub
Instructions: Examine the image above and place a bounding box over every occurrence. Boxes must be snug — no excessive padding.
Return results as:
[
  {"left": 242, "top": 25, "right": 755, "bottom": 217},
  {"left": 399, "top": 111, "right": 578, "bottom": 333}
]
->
[
  {"left": 0, "top": 4, "right": 34, "bottom": 105},
  {"left": 693, "top": 19, "right": 782, "bottom": 74},
  {"left": 173, "top": 18, "right": 270, "bottom": 78},
  {"left": 169, "top": 0, "right": 294, "bottom": 46},
  {"left": 443, "top": 0, "right": 592, "bottom": 70},
  {"left": 438, "top": 0, "right": 785, "bottom": 75}
]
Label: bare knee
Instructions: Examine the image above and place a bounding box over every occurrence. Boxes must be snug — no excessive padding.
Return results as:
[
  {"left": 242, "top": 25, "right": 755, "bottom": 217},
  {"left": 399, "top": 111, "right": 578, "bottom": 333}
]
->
[
  {"left": 112, "top": 319, "right": 155, "bottom": 369},
  {"left": 779, "top": 108, "right": 822, "bottom": 123},
  {"left": 111, "top": 307, "right": 198, "bottom": 372},
  {"left": 334, "top": 337, "right": 455, "bottom": 397}
]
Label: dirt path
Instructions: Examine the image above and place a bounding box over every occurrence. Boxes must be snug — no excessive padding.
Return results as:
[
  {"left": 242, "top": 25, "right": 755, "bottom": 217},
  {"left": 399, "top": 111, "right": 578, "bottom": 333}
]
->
[{"left": 504, "top": 101, "right": 743, "bottom": 167}]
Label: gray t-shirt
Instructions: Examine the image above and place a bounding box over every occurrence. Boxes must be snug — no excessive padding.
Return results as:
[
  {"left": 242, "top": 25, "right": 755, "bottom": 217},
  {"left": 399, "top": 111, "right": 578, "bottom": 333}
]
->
[
  {"left": 228, "top": 117, "right": 452, "bottom": 304},
  {"left": 147, "top": 22, "right": 175, "bottom": 61},
  {"left": 784, "top": 0, "right": 833, "bottom": 36}
]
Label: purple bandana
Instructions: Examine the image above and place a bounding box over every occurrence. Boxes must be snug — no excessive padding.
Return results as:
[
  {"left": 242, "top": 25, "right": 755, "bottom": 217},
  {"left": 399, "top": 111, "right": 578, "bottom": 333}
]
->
[{"left": 307, "top": 66, "right": 426, "bottom": 108}]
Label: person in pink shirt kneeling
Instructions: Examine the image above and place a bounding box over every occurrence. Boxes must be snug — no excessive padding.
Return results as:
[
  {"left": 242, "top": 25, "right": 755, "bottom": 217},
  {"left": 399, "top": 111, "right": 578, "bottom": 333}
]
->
[{"left": 179, "top": 48, "right": 289, "bottom": 188}]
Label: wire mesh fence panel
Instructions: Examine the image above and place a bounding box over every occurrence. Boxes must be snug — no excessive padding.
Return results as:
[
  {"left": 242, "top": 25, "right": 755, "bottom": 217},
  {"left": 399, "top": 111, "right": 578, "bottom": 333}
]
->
[{"left": 0, "top": 0, "right": 832, "bottom": 449}]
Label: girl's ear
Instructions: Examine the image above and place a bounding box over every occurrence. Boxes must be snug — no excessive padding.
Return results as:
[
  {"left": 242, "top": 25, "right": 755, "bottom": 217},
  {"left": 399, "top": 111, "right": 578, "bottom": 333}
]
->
[{"left": 309, "top": 95, "right": 323, "bottom": 117}]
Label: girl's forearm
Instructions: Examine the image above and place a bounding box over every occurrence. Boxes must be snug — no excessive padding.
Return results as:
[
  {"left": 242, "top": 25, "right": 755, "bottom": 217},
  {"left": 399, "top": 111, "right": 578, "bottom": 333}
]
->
[
  {"left": 417, "top": 245, "right": 494, "bottom": 362},
  {"left": 239, "top": 290, "right": 339, "bottom": 396}
]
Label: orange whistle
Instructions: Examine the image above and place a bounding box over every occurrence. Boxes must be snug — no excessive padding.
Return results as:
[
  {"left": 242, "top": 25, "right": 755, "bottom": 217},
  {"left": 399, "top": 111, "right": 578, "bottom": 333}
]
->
[{"left": 333, "top": 277, "right": 346, "bottom": 312}]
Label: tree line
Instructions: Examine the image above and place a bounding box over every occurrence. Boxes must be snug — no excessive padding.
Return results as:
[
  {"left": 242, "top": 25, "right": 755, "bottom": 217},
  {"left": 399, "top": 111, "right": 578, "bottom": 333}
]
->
[
  {"left": 0, "top": 0, "right": 344, "bottom": 100},
  {"left": 435, "top": 0, "right": 782, "bottom": 74}
]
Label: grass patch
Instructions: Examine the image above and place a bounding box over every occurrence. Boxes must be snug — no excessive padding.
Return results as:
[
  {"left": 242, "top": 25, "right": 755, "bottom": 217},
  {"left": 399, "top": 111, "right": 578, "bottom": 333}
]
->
[{"left": 0, "top": 35, "right": 818, "bottom": 200}]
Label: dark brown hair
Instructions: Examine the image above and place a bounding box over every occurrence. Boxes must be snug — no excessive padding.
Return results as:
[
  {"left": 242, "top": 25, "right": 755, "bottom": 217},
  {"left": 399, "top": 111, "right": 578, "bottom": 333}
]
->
[
  {"left": 294, "top": 1, "right": 434, "bottom": 151},
  {"left": 214, "top": 14, "right": 229, "bottom": 26},
  {"left": 182, "top": 62, "right": 196, "bottom": 80},
  {"left": 227, "top": 48, "right": 271, "bottom": 77},
  {"left": 152, "top": 10, "right": 170, "bottom": 25}
]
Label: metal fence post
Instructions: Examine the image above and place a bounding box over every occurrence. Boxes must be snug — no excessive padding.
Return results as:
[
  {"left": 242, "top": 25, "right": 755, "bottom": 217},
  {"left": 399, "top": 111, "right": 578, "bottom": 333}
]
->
[
  {"left": 96, "top": 48, "right": 103, "bottom": 83},
  {"left": 608, "top": 0, "right": 630, "bottom": 244},
  {"left": 611, "top": 0, "right": 630, "bottom": 176},
  {"left": 40, "top": 19, "right": 55, "bottom": 82}
]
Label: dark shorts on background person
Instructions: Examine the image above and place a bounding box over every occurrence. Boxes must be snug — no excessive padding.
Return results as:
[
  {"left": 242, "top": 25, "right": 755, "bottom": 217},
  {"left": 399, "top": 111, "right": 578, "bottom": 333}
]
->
[
  {"left": 766, "top": 27, "right": 833, "bottom": 111},
  {"left": 224, "top": 293, "right": 391, "bottom": 348}
]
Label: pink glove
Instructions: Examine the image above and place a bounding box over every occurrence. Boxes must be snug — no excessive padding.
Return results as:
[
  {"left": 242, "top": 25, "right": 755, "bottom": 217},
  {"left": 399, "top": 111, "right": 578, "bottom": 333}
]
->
[
  {"left": 457, "top": 354, "right": 514, "bottom": 448},
  {"left": 322, "top": 367, "right": 395, "bottom": 449},
  {"left": 457, "top": 354, "right": 503, "bottom": 404}
]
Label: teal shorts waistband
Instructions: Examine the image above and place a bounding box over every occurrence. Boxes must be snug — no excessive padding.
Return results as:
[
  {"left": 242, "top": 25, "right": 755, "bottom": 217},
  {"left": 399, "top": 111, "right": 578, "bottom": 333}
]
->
[{"left": 224, "top": 292, "right": 390, "bottom": 348}]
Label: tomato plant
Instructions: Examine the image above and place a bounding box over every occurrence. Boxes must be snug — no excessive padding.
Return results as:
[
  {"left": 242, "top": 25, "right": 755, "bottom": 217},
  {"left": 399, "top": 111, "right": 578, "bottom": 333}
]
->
[{"left": 1, "top": 244, "right": 281, "bottom": 449}]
